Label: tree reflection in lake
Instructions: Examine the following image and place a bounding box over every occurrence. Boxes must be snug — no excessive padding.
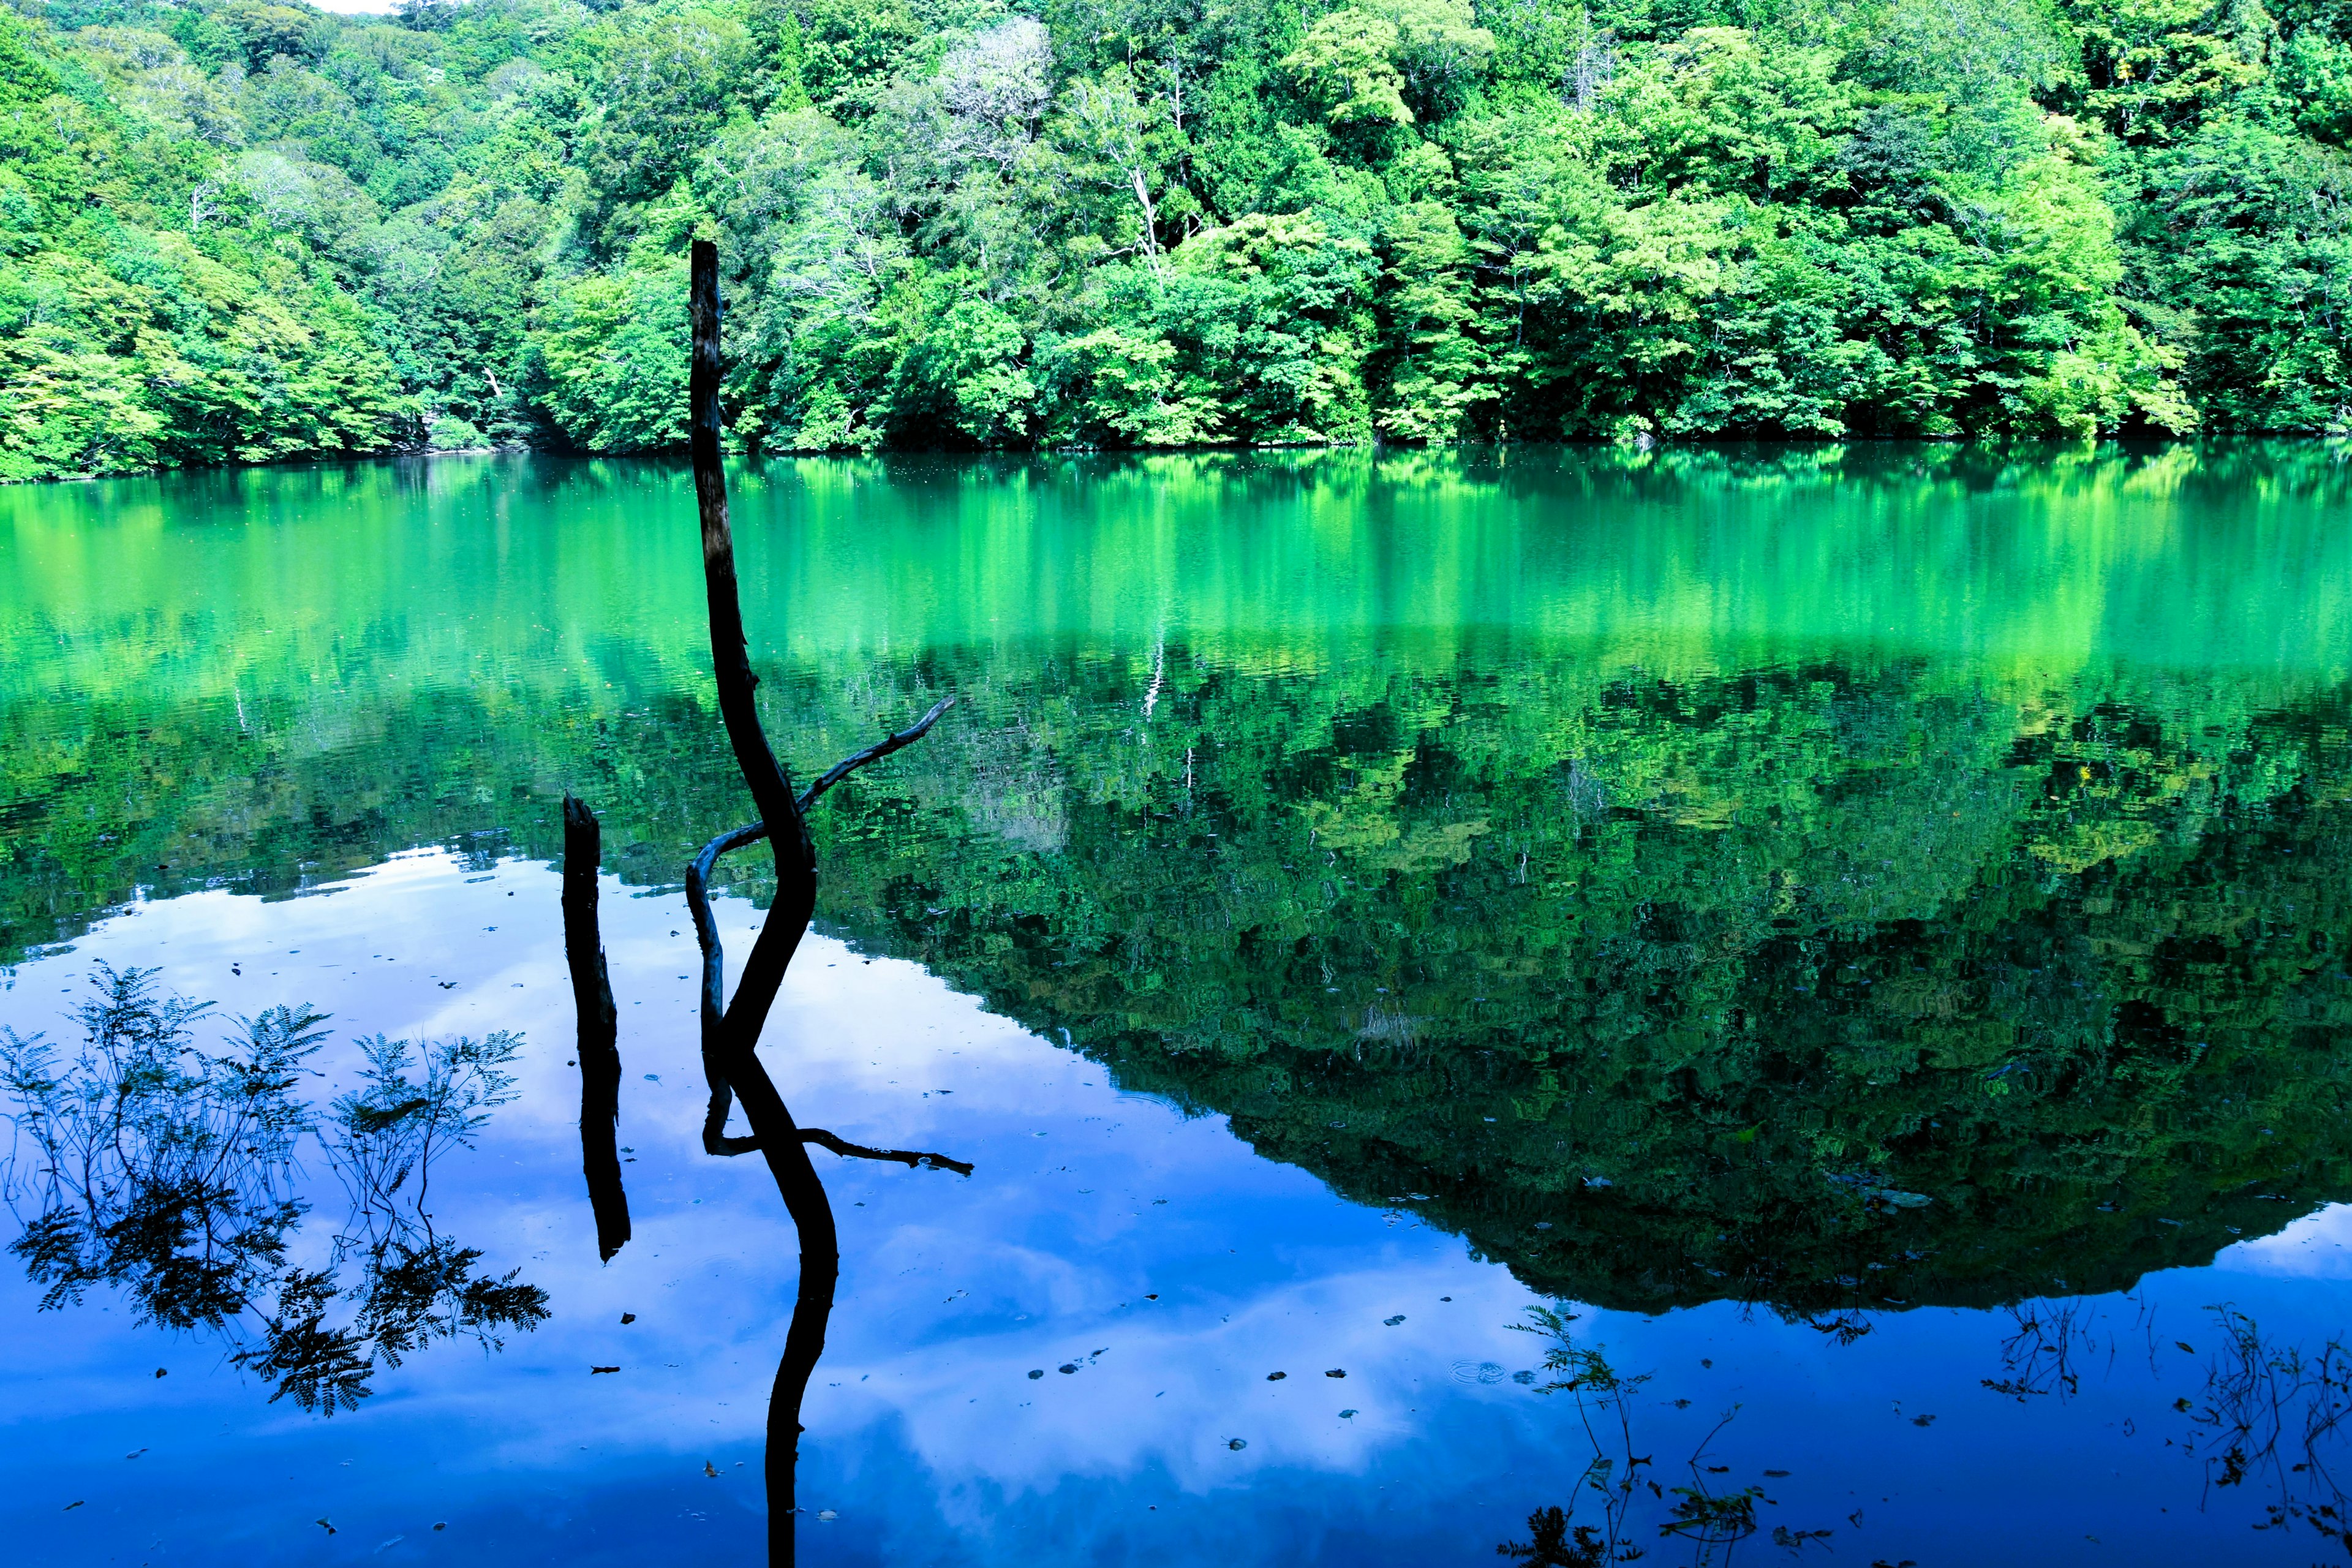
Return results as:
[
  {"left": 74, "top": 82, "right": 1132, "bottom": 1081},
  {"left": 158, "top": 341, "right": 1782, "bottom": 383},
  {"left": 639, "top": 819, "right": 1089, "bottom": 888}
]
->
[
  {"left": 0, "top": 963, "right": 547, "bottom": 1413},
  {"left": 13, "top": 442, "right": 2352, "bottom": 1553}
]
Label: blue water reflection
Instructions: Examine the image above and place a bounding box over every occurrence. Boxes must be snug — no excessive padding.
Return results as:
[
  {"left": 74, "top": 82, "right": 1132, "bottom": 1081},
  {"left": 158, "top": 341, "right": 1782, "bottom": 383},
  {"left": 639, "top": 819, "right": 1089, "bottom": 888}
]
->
[
  {"left": 2, "top": 851, "right": 2346, "bottom": 1564},
  {"left": 10, "top": 447, "right": 2352, "bottom": 1563}
]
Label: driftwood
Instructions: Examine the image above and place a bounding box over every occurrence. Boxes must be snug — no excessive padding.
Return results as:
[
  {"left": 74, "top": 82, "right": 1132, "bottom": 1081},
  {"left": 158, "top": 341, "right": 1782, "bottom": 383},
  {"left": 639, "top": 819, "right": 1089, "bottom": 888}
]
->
[{"left": 560, "top": 795, "right": 628, "bottom": 1261}]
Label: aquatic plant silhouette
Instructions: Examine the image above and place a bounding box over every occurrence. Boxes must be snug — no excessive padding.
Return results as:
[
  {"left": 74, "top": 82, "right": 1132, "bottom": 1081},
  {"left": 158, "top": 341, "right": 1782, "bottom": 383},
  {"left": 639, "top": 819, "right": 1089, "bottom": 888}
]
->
[
  {"left": 1980, "top": 1298, "right": 2090, "bottom": 1403},
  {"left": 1498, "top": 1504, "right": 1612, "bottom": 1566},
  {"left": 1506, "top": 1305, "right": 1773, "bottom": 1564},
  {"left": 2173, "top": 1308, "right": 2352, "bottom": 1556},
  {"left": 0, "top": 962, "right": 547, "bottom": 1413}
]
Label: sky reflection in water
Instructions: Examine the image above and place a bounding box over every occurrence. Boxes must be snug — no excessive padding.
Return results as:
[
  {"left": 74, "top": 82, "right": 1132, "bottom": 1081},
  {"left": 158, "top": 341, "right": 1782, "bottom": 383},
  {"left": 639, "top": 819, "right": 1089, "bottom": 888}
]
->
[
  {"left": 0, "top": 858, "right": 2340, "bottom": 1565},
  {"left": 6, "top": 448, "right": 2352, "bottom": 1563}
]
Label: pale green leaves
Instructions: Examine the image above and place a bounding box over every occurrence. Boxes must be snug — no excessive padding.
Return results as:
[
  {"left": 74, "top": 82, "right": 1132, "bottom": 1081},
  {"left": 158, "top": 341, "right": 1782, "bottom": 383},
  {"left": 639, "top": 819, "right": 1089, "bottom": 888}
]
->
[
  {"left": 534, "top": 264, "right": 692, "bottom": 453},
  {"left": 1283, "top": 0, "right": 1495, "bottom": 127}
]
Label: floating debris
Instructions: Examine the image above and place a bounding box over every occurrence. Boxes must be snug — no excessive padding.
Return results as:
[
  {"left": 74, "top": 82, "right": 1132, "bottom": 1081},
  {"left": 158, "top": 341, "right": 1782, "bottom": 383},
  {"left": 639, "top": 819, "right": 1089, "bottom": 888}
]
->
[
  {"left": 1325, "top": 1369, "right": 1346, "bottom": 1379},
  {"left": 1267, "top": 1371, "right": 1287, "bottom": 1381},
  {"left": 591, "top": 1365, "right": 619, "bottom": 1374},
  {"left": 1027, "top": 1370, "right": 1045, "bottom": 1380},
  {"left": 1384, "top": 1315, "right": 1406, "bottom": 1327}
]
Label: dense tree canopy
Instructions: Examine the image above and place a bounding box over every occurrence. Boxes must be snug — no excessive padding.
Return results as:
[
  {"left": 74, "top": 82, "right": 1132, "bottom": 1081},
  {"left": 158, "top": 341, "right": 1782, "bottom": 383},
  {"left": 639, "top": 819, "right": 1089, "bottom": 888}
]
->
[{"left": 6, "top": 0, "right": 2352, "bottom": 477}]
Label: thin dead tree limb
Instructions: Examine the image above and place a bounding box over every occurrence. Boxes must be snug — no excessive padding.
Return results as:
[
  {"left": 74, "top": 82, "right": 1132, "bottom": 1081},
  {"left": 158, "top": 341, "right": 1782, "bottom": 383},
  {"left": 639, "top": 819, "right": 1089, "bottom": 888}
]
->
[
  {"left": 797, "top": 696, "right": 957, "bottom": 813},
  {"left": 561, "top": 795, "right": 629, "bottom": 1262},
  {"left": 685, "top": 821, "right": 770, "bottom": 1157},
  {"left": 695, "top": 1123, "right": 975, "bottom": 1175},
  {"left": 798, "top": 1126, "right": 974, "bottom": 1175},
  {"left": 683, "top": 239, "right": 961, "bottom": 1568},
  {"left": 690, "top": 240, "right": 834, "bottom": 1568}
]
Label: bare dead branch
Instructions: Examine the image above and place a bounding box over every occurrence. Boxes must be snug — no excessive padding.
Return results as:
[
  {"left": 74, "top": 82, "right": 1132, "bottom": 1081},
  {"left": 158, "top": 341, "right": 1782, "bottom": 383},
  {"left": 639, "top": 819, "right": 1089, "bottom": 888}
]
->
[
  {"left": 699, "top": 1124, "right": 974, "bottom": 1175},
  {"left": 685, "top": 820, "right": 769, "bottom": 1032},
  {"left": 684, "top": 243, "right": 960, "bottom": 1566},
  {"left": 685, "top": 821, "right": 769, "bottom": 1160},
  {"left": 691, "top": 241, "right": 833, "bottom": 1567},
  {"left": 800, "top": 1127, "right": 974, "bottom": 1175},
  {"left": 797, "top": 696, "right": 957, "bottom": 813}
]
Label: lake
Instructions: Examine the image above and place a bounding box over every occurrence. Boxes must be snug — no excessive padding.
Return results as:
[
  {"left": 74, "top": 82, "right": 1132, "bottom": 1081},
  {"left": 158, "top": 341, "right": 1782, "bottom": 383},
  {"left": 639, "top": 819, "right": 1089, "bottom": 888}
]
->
[{"left": 4, "top": 444, "right": 2352, "bottom": 1565}]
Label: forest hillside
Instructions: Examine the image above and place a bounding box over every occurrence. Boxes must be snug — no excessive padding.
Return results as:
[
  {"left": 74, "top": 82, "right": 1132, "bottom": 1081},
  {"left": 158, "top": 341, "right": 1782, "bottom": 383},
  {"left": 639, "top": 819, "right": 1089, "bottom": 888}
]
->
[{"left": 4, "top": 0, "right": 2348, "bottom": 477}]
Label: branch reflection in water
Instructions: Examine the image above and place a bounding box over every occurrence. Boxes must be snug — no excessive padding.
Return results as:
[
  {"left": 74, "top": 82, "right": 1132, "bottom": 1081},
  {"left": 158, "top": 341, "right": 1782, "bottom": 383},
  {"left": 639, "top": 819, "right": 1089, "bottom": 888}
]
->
[
  {"left": 554, "top": 237, "right": 969, "bottom": 1566},
  {"left": 0, "top": 962, "right": 548, "bottom": 1414}
]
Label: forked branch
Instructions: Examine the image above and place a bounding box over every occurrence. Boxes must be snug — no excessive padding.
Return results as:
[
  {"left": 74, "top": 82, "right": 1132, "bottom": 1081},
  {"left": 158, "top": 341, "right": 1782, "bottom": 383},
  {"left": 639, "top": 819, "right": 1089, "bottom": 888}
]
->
[{"left": 681, "top": 238, "right": 960, "bottom": 1568}]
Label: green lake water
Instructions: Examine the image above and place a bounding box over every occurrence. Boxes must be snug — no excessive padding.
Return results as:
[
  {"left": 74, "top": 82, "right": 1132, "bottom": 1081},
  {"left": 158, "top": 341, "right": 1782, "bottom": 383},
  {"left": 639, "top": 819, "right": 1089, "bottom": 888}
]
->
[{"left": 4, "top": 444, "right": 2352, "bottom": 1564}]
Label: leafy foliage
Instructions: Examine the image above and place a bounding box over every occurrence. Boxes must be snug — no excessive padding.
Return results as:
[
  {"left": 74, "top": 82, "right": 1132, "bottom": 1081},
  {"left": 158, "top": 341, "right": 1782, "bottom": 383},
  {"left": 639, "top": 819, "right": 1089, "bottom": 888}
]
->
[
  {"left": 0, "top": 964, "right": 545, "bottom": 1412},
  {"left": 9, "top": 0, "right": 2352, "bottom": 477}
]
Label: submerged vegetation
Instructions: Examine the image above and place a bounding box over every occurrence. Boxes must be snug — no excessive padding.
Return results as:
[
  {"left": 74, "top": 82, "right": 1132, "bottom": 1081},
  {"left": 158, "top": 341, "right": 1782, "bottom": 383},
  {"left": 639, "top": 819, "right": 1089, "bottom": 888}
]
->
[{"left": 9, "top": 0, "right": 2352, "bottom": 478}]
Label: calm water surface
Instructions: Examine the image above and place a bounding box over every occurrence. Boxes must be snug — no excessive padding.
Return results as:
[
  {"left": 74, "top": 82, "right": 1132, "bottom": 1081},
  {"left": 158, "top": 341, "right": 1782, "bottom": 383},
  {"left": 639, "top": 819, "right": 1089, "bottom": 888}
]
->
[{"left": 4, "top": 446, "right": 2352, "bottom": 1564}]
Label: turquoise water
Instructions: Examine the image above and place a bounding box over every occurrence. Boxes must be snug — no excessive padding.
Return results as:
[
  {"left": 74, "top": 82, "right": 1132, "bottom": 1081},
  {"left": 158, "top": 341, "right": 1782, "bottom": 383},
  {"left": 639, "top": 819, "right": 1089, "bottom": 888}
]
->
[{"left": 6, "top": 446, "right": 2352, "bottom": 1564}]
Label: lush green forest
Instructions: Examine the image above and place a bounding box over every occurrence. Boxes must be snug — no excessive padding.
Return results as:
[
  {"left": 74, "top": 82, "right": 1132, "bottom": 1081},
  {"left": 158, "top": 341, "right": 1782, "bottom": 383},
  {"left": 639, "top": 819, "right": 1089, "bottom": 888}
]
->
[{"left": 8, "top": 0, "right": 2352, "bottom": 479}]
